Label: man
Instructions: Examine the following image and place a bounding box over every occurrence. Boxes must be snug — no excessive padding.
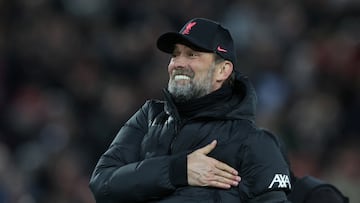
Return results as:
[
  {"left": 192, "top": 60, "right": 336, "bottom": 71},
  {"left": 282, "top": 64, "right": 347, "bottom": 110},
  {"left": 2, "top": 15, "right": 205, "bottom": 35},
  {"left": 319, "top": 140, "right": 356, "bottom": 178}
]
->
[
  {"left": 288, "top": 175, "right": 349, "bottom": 203},
  {"left": 89, "top": 18, "right": 291, "bottom": 202}
]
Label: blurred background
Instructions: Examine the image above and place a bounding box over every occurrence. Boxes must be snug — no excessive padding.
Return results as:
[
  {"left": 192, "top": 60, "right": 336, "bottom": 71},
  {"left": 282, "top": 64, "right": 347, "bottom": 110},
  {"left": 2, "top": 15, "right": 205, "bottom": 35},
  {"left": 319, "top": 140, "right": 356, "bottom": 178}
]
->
[{"left": 0, "top": 0, "right": 359, "bottom": 202}]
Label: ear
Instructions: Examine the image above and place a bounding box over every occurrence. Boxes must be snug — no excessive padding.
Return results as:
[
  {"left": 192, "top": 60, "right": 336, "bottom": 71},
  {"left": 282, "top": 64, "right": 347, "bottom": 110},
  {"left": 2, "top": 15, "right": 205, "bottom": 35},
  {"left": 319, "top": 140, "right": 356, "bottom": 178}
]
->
[{"left": 215, "top": 61, "right": 233, "bottom": 82}]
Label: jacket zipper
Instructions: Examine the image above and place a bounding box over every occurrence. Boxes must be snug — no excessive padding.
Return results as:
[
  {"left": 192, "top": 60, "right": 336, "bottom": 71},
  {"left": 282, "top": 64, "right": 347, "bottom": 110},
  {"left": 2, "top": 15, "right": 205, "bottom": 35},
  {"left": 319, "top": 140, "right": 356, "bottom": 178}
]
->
[
  {"left": 169, "top": 119, "right": 181, "bottom": 153},
  {"left": 169, "top": 117, "right": 189, "bottom": 154}
]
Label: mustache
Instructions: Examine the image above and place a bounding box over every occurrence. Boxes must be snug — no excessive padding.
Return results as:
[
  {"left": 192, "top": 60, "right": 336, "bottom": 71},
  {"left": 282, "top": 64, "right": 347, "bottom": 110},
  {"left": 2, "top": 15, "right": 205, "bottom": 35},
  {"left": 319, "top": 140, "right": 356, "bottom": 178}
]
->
[{"left": 171, "top": 69, "right": 195, "bottom": 78}]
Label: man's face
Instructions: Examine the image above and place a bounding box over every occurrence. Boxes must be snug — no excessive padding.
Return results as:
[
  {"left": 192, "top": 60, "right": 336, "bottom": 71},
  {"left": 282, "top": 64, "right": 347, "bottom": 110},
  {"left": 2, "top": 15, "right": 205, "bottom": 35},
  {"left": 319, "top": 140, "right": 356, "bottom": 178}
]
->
[{"left": 167, "top": 44, "right": 218, "bottom": 102}]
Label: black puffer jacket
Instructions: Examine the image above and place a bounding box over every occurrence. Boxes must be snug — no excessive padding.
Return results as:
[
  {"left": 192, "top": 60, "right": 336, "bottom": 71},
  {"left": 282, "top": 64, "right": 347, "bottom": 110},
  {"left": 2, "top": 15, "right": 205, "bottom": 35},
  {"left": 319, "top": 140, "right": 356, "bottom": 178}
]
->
[{"left": 89, "top": 73, "right": 291, "bottom": 203}]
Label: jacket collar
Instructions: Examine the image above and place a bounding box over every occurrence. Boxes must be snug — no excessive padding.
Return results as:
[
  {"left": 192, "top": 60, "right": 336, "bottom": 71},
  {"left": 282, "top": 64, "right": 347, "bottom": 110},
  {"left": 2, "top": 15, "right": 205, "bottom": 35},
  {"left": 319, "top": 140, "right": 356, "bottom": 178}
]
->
[{"left": 162, "top": 71, "right": 257, "bottom": 122}]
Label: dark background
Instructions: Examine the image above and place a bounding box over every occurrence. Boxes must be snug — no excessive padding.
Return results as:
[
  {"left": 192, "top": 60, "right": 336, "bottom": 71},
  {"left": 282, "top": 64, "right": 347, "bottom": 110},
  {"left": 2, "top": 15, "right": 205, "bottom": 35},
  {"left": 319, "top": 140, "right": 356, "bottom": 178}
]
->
[{"left": 0, "top": 0, "right": 359, "bottom": 202}]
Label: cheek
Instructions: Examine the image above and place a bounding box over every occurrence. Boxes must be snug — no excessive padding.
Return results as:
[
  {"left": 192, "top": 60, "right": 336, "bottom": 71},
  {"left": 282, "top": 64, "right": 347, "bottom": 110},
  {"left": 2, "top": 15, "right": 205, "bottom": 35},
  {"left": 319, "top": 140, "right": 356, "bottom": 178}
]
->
[
  {"left": 168, "top": 59, "right": 176, "bottom": 72},
  {"left": 167, "top": 61, "right": 174, "bottom": 75},
  {"left": 168, "top": 66, "right": 175, "bottom": 78}
]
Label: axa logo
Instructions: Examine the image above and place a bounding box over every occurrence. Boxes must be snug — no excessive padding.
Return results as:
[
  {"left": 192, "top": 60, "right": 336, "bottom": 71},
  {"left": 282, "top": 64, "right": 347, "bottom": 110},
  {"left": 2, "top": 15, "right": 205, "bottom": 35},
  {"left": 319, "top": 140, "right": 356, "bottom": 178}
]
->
[
  {"left": 182, "top": 22, "right": 197, "bottom": 35},
  {"left": 268, "top": 174, "right": 291, "bottom": 189}
]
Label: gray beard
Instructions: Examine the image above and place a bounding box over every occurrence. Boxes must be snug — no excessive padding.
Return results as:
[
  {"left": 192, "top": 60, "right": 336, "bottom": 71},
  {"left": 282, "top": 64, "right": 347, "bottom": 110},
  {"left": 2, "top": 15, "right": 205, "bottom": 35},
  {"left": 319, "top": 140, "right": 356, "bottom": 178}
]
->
[{"left": 168, "top": 66, "right": 215, "bottom": 103}]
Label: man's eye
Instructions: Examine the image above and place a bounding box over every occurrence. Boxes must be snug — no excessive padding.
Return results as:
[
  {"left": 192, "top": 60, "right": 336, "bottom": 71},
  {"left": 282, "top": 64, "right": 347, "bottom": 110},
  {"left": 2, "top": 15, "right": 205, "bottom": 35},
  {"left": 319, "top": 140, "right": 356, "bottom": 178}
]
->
[
  {"left": 189, "top": 52, "right": 198, "bottom": 57},
  {"left": 171, "top": 52, "right": 179, "bottom": 57}
]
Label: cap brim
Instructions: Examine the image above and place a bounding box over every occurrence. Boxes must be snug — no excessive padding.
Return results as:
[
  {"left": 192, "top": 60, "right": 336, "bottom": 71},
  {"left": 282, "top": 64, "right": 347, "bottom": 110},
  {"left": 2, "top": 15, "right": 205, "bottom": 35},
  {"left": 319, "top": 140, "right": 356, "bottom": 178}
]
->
[{"left": 157, "top": 32, "right": 212, "bottom": 53}]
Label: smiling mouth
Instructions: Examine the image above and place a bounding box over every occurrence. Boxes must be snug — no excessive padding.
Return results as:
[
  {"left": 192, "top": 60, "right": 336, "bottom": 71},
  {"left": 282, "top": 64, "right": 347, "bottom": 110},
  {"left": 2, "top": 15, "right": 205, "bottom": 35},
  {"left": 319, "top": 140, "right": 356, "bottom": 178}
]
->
[{"left": 174, "top": 75, "right": 191, "bottom": 80}]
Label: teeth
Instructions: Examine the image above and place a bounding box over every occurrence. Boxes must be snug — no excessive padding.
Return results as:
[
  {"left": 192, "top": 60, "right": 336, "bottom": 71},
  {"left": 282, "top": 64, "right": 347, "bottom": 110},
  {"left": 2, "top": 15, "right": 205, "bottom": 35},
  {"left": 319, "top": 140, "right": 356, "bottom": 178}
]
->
[{"left": 174, "top": 75, "right": 190, "bottom": 80}]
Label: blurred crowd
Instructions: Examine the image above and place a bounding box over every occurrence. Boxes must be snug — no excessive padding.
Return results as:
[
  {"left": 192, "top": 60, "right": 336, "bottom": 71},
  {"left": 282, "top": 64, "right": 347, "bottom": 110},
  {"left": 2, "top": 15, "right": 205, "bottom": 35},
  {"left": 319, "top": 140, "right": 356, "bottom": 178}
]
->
[{"left": 0, "top": 0, "right": 359, "bottom": 202}]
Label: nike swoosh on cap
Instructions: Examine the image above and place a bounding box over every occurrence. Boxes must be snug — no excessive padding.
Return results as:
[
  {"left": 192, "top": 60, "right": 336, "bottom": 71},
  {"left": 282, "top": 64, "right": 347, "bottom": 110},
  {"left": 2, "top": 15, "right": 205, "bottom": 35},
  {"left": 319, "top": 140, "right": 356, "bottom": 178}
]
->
[{"left": 217, "top": 45, "right": 227, "bottom": 52}]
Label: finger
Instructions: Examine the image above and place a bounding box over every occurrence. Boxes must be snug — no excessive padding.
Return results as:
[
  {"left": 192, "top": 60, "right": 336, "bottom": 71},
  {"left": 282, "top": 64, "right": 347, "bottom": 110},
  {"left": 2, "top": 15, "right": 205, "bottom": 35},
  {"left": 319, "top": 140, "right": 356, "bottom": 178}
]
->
[
  {"left": 214, "top": 168, "right": 241, "bottom": 183},
  {"left": 203, "top": 169, "right": 240, "bottom": 188},
  {"left": 214, "top": 160, "right": 239, "bottom": 176},
  {"left": 196, "top": 140, "right": 217, "bottom": 155},
  {"left": 209, "top": 180, "right": 232, "bottom": 189},
  {"left": 216, "top": 175, "right": 240, "bottom": 186}
]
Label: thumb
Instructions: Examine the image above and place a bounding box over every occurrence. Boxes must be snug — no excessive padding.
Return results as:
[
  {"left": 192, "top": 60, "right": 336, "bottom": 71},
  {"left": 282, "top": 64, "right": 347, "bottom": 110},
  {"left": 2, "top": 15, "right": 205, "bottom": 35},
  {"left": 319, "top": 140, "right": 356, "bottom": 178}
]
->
[{"left": 196, "top": 140, "right": 217, "bottom": 155}]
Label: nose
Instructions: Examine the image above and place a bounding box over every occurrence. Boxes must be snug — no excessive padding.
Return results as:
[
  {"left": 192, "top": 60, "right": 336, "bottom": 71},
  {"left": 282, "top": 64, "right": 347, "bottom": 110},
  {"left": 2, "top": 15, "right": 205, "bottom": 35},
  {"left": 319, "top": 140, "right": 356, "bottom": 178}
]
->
[{"left": 168, "top": 55, "right": 187, "bottom": 73}]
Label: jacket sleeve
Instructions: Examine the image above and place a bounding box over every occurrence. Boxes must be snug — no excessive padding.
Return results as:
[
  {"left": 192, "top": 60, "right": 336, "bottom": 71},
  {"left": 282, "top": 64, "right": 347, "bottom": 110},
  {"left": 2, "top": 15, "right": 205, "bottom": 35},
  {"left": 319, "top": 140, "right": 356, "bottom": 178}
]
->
[
  {"left": 89, "top": 101, "right": 187, "bottom": 203},
  {"left": 238, "top": 129, "right": 292, "bottom": 202}
]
